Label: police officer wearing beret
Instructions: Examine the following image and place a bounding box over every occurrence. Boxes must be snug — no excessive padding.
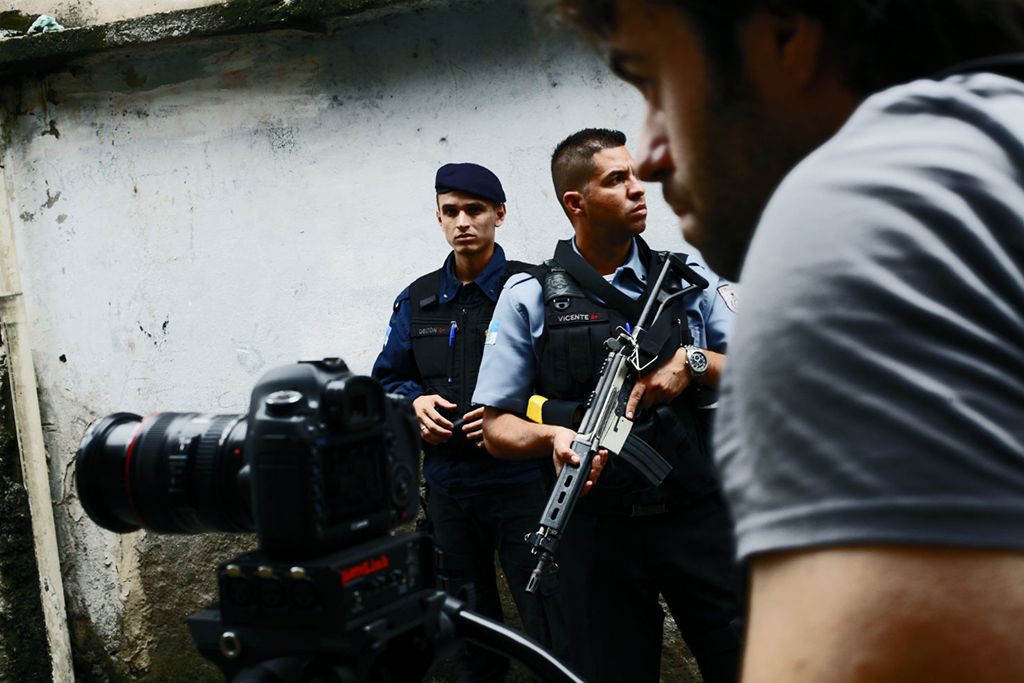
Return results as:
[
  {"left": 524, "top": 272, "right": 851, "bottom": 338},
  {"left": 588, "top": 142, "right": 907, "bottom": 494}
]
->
[
  {"left": 372, "top": 163, "right": 566, "bottom": 683},
  {"left": 474, "top": 131, "right": 743, "bottom": 683}
]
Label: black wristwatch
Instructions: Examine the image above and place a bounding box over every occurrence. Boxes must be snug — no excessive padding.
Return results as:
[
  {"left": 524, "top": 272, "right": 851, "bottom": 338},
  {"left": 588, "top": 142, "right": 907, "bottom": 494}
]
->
[{"left": 683, "top": 345, "right": 708, "bottom": 378}]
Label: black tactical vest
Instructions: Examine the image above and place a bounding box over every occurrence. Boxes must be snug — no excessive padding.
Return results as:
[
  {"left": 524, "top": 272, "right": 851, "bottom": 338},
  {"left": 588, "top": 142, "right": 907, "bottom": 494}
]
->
[
  {"left": 408, "top": 260, "right": 530, "bottom": 460},
  {"left": 530, "top": 241, "right": 720, "bottom": 513}
]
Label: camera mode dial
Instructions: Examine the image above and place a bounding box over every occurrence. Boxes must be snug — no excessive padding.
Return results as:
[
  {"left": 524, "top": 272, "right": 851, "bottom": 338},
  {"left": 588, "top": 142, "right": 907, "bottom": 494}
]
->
[{"left": 265, "top": 390, "right": 305, "bottom": 416}]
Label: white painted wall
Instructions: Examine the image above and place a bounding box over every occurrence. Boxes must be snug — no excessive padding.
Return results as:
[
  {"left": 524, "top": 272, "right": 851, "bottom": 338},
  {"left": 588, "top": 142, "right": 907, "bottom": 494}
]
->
[
  {"left": 2, "top": 0, "right": 695, "bottom": 676},
  {"left": 5, "top": 0, "right": 220, "bottom": 27}
]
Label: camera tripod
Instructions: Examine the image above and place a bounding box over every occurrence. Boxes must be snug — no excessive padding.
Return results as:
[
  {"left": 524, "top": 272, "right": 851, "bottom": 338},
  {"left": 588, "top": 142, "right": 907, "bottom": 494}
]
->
[{"left": 188, "top": 588, "right": 585, "bottom": 683}]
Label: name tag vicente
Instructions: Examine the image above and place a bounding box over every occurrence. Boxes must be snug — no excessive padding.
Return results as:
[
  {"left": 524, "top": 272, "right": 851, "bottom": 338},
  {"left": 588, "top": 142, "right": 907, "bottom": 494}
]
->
[{"left": 547, "top": 312, "right": 608, "bottom": 326}]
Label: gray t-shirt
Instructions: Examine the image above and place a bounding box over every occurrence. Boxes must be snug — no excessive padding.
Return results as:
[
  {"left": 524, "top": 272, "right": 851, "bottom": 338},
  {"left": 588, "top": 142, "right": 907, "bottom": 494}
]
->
[{"left": 716, "top": 71, "right": 1024, "bottom": 560}]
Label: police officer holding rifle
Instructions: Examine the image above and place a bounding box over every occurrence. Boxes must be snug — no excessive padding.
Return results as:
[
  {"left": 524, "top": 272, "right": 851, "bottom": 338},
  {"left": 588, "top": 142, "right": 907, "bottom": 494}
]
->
[{"left": 474, "top": 129, "right": 742, "bottom": 683}]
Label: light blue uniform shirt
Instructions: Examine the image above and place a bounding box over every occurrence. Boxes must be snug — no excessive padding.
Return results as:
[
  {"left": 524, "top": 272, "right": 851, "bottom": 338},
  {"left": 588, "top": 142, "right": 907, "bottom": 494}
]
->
[{"left": 472, "top": 237, "right": 737, "bottom": 414}]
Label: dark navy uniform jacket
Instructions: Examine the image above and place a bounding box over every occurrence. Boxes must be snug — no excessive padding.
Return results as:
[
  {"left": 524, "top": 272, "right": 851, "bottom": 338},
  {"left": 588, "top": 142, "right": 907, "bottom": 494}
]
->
[{"left": 371, "top": 244, "right": 540, "bottom": 499}]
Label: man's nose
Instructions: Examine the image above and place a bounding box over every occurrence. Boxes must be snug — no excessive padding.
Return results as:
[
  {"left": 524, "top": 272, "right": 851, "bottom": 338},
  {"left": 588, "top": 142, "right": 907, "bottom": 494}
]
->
[
  {"left": 636, "top": 104, "right": 672, "bottom": 183},
  {"left": 627, "top": 175, "right": 646, "bottom": 199}
]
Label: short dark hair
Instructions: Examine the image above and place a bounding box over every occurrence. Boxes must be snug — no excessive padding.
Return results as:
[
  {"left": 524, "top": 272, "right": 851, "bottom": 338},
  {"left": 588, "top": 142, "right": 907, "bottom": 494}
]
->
[
  {"left": 551, "top": 128, "right": 627, "bottom": 215},
  {"left": 555, "top": 0, "right": 1024, "bottom": 96}
]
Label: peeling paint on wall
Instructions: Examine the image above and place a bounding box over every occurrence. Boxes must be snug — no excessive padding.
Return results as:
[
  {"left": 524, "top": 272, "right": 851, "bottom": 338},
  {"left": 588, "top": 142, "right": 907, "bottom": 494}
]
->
[{"left": 113, "top": 535, "right": 151, "bottom": 675}]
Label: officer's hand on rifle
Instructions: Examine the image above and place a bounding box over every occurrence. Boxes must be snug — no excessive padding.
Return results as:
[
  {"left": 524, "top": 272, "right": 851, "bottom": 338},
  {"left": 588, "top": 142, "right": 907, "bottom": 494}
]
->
[
  {"left": 625, "top": 348, "right": 693, "bottom": 419},
  {"left": 551, "top": 426, "right": 606, "bottom": 496},
  {"left": 413, "top": 394, "right": 456, "bottom": 445},
  {"left": 462, "top": 405, "right": 486, "bottom": 446}
]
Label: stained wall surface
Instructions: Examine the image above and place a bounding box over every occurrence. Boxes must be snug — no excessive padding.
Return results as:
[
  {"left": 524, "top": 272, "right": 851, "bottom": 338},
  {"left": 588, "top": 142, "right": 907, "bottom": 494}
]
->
[
  {"left": 5, "top": 1, "right": 221, "bottom": 27},
  {"left": 2, "top": 0, "right": 696, "bottom": 679}
]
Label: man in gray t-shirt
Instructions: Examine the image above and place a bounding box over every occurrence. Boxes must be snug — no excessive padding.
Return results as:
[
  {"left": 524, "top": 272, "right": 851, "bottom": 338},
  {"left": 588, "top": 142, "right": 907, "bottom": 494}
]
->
[
  {"left": 716, "top": 72, "right": 1024, "bottom": 560},
  {"left": 556, "top": 0, "right": 1024, "bottom": 680}
]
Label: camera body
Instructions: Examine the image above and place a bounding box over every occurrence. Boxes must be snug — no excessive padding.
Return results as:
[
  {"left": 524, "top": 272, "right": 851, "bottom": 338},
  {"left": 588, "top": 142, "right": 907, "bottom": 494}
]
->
[
  {"left": 76, "top": 358, "right": 419, "bottom": 560},
  {"left": 246, "top": 359, "right": 418, "bottom": 558}
]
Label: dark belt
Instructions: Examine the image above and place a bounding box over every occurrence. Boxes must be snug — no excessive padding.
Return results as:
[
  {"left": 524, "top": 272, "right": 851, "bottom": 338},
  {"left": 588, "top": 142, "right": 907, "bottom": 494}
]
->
[
  {"left": 629, "top": 503, "right": 669, "bottom": 517},
  {"left": 580, "top": 488, "right": 717, "bottom": 517}
]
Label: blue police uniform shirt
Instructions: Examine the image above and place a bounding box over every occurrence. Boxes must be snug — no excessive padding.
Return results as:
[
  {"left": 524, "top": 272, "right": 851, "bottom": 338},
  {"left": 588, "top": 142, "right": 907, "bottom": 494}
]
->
[
  {"left": 472, "top": 238, "right": 736, "bottom": 414},
  {"left": 372, "top": 243, "right": 540, "bottom": 498}
]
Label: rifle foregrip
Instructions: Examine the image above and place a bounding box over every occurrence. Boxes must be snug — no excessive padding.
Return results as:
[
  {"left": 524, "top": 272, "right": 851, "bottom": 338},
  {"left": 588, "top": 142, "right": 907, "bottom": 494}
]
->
[
  {"left": 526, "top": 446, "right": 596, "bottom": 593},
  {"left": 541, "top": 445, "right": 594, "bottom": 531}
]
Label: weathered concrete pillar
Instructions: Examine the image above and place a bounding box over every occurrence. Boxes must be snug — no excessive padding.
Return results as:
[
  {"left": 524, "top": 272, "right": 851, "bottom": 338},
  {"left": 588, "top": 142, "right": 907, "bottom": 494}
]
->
[{"left": 0, "top": 117, "right": 74, "bottom": 683}]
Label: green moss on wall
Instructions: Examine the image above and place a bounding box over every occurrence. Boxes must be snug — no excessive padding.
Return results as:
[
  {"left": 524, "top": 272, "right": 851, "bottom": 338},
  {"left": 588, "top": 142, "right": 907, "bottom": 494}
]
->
[
  {"left": 0, "top": 349, "right": 50, "bottom": 683},
  {"left": 0, "top": 11, "right": 34, "bottom": 33},
  {"left": 68, "top": 610, "right": 132, "bottom": 683}
]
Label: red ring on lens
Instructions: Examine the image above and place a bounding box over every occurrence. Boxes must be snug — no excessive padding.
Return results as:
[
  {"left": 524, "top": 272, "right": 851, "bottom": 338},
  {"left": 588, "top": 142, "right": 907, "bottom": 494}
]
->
[{"left": 124, "top": 413, "right": 160, "bottom": 531}]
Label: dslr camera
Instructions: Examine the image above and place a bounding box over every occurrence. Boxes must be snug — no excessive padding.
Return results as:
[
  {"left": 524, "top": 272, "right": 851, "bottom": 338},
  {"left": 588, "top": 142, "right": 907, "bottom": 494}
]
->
[
  {"left": 76, "top": 359, "right": 581, "bottom": 683},
  {"left": 77, "top": 358, "right": 419, "bottom": 555}
]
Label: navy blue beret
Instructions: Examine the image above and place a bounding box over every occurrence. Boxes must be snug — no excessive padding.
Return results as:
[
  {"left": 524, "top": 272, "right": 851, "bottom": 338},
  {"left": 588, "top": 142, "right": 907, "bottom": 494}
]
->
[{"left": 435, "top": 163, "right": 506, "bottom": 204}]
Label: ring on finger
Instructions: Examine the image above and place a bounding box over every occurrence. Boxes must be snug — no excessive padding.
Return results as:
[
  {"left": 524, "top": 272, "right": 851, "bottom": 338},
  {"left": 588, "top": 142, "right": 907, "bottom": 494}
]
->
[{"left": 421, "top": 424, "right": 428, "bottom": 432}]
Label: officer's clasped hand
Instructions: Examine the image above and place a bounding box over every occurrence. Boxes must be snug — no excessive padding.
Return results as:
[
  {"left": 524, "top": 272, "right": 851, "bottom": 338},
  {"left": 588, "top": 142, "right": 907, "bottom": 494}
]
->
[
  {"left": 459, "top": 405, "right": 487, "bottom": 446},
  {"left": 413, "top": 394, "right": 456, "bottom": 446},
  {"left": 414, "top": 396, "right": 487, "bottom": 447}
]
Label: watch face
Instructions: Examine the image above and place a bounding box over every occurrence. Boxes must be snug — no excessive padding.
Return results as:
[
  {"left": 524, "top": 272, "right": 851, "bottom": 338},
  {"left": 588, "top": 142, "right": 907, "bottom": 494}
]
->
[{"left": 688, "top": 349, "right": 709, "bottom": 375}]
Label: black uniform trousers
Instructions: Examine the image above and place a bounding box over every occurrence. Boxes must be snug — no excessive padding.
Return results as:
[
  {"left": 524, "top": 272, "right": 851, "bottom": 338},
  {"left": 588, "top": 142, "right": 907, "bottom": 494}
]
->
[
  {"left": 428, "top": 478, "right": 568, "bottom": 683},
  {"left": 556, "top": 492, "right": 743, "bottom": 683}
]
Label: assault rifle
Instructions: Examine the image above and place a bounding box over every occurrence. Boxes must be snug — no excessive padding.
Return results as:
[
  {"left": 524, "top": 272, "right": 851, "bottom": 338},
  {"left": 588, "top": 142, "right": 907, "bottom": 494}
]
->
[{"left": 525, "top": 253, "right": 708, "bottom": 593}]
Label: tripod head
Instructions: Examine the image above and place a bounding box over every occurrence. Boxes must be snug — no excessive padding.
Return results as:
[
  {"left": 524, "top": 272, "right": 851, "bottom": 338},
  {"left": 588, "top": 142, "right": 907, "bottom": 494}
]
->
[{"left": 187, "top": 532, "right": 585, "bottom": 683}]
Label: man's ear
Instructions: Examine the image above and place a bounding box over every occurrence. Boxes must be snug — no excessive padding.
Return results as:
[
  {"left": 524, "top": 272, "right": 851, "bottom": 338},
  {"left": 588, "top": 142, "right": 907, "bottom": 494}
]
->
[
  {"left": 739, "top": 10, "right": 824, "bottom": 93},
  {"left": 494, "top": 203, "right": 507, "bottom": 227},
  {"left": 436, "top": 207, "right": 443, "bottom": 226},
  {"left": 563, "top": 191, "right": 585, "bottom": 218}
]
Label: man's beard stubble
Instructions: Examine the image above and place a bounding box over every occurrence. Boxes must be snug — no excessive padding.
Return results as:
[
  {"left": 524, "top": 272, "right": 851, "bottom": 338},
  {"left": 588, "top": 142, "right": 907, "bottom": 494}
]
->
[{"left": 687, "top": 78, "right": 816, "bottom": 281}]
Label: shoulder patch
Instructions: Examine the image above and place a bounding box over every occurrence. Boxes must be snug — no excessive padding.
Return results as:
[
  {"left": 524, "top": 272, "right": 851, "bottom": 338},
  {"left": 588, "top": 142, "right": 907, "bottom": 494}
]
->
[
  {"left": 717, "top": 284, "right": 738, "bottom": 313},
  {"left": 485, "top": 319, "right": 500, "bottom": 345},
  {"left": 383, "top": 325, "right": 392, "bottom": 349}
]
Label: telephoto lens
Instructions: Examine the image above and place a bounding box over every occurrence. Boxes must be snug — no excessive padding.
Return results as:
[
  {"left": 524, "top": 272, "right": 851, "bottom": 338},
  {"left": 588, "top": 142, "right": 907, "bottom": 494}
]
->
[{"left": 76, "top": 412, "right": 253, "bottom": 535}]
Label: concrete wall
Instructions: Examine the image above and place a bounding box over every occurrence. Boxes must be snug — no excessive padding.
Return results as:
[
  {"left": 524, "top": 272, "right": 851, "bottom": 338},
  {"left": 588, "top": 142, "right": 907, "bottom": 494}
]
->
[
  {"left": 1, "top": 0, "right": 694, "bottom": 679},
  {"left": 5, "top": 1, "right": 222, "bottom": 28}
]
